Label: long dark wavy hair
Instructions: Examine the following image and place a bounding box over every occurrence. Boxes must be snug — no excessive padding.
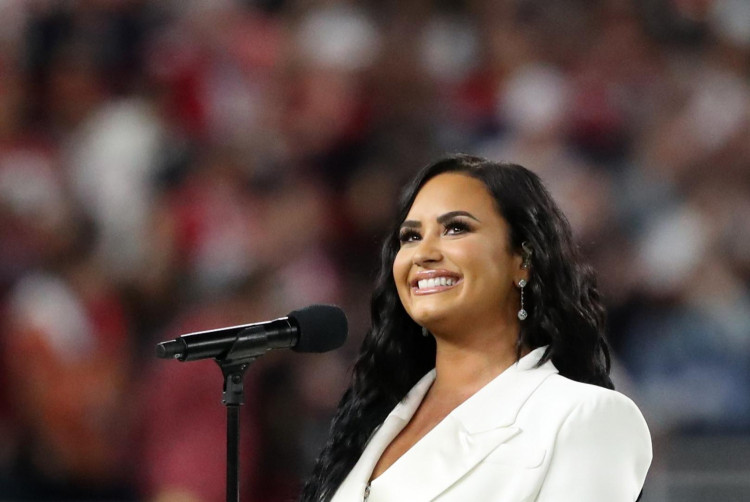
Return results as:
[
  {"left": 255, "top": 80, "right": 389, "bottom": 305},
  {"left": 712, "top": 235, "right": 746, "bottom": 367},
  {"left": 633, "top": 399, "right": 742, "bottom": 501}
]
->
[{"left": 299, "top": 154, "right": 613, "bottom": 502}]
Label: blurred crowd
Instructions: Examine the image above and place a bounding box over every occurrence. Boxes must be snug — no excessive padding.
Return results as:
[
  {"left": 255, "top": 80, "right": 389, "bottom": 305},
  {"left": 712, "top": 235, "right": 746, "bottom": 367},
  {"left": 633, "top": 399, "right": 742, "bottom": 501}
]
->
[{"left": 0, "top": 0, "right": 749, "bottom": 501}]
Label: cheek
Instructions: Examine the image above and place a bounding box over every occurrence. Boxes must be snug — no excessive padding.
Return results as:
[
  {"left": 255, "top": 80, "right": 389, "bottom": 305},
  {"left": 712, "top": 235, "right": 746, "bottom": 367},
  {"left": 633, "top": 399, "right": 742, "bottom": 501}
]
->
[
  {"left": 392, "top": 256, "right": 412, "bottom": 312},
  {"left": 448, "top": 240, "right": 491, "bottom": 272},
  {"left": 452, "top": 241, "right": 511, "bottom": 287},
  {"left": 392, "top": 249, "right": 410, "bottom": 291}
]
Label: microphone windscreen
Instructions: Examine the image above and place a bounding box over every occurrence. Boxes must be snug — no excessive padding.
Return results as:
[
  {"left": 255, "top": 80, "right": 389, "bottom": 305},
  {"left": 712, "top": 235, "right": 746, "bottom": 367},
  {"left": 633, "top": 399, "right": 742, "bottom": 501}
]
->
[{"left": 288, "top": 304, "right": 348, "bottom": 353}]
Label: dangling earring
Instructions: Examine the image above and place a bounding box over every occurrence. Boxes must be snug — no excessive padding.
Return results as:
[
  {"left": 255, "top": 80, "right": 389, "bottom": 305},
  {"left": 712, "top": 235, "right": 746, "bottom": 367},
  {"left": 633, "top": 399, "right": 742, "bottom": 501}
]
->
[
  {"left": 517, "top": 279, "right": 528, "bottom": 321},
  {"left": 421, "top": 326, "right": 430, "bottom": 337},
  {"left": 521, "top": 241, "right": 532, "bottom": 270}
]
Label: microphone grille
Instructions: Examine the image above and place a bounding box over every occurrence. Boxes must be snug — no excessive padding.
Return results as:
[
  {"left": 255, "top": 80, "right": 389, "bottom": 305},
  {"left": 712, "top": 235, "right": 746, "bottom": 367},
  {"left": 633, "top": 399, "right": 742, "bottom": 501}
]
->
[{"left": 288, "top": 304, "right": 348, "bottom": 353}]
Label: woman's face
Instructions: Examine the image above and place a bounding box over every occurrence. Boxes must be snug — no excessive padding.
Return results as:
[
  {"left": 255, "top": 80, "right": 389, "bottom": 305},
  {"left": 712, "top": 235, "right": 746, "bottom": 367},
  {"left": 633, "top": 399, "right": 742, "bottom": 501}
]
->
[{"left": 393, "top": 173, "right": 526, "bottom": 334}]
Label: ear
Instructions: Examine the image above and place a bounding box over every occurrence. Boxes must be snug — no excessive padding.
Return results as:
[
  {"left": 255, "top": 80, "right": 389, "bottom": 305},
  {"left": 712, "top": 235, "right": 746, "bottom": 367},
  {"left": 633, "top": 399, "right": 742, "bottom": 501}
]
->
[{"left": 515, "top": 241, "right": 532, "bottom": 284}]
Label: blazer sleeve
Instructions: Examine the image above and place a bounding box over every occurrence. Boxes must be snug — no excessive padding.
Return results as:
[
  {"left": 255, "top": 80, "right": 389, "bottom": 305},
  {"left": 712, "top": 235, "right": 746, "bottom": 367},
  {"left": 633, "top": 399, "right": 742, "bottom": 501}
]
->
[{"left": 535, "top": 390, "right": 652, "bottom": 502}]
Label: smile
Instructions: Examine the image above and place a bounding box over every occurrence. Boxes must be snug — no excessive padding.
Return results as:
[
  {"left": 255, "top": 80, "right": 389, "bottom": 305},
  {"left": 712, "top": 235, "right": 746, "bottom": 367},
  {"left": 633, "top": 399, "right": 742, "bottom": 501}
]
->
[
  {"left": 418, "top": 277, "right": 456, "bottom": 289},
  {"left": 410, "top": 271, "right": 462, "bottom": 295}
]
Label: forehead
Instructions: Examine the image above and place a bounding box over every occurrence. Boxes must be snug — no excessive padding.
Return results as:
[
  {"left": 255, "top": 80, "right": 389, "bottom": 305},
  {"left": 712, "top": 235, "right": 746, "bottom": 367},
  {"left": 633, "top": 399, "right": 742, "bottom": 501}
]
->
[{"left": 406, "top": 172, "right": 498, "bottom": 218}]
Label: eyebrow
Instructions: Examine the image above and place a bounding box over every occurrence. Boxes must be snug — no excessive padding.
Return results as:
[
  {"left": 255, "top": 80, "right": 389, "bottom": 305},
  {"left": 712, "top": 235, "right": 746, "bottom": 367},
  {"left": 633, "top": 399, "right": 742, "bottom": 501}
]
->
[{"left": 400, "top": 210, "right": 481, "bottom": 228}]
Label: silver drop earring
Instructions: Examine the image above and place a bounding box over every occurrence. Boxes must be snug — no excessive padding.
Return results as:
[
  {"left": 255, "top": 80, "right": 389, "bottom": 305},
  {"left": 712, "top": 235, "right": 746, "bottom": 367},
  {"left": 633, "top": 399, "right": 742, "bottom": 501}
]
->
[
  {"left": 421, "top": 326, "right": 430, "bottom": 337},
  {"left": 517, "top": 279, "right": 528, "bottom": 321}
]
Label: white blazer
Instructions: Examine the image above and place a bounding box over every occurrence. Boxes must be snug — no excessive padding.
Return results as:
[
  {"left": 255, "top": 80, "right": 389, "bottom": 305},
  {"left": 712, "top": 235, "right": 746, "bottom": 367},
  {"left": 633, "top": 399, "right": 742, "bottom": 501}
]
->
[{"left": 330, "top": 346, "right": 652, "bottom": 502}]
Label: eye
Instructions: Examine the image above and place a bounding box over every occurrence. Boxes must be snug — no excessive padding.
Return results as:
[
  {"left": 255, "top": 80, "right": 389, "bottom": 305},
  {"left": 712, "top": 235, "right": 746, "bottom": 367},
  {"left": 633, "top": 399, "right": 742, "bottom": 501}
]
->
[
  {"left": 444, "top": 219, "right": 472, "bottom": 235},
  {"left": 398, "top": 229, "right": 421, "bottom": 244}
]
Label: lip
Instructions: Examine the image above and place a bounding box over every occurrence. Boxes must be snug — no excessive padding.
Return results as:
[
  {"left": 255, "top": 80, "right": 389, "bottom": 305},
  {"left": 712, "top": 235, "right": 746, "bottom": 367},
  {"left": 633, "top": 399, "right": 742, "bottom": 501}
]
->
[{"left": 410, "top": 269, "right": 462, "bottom": 295}]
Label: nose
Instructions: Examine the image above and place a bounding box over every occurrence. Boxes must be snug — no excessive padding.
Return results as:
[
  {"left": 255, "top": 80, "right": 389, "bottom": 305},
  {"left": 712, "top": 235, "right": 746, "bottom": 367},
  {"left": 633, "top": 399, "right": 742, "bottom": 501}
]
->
[{"left": 412, "top": 234, "right": 442, "bottom": 266}]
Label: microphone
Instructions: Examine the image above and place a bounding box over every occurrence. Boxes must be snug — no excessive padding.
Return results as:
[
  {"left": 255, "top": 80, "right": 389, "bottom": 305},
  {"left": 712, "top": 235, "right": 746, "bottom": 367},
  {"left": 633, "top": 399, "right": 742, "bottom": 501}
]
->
[{"left": 155, "top": 304, "right": 347, "bottom": 362}]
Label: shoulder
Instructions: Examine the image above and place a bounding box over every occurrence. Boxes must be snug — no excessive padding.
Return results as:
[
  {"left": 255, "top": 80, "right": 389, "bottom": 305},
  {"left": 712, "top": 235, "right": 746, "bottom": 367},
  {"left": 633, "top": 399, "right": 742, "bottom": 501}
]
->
[
  {"left": 532, "top": 372, "right": 645, "bottom": 422},
  {"left": 531, "top": 377, "right": 653, "bottom": 500},
  {"left": 514, "top": 371, "right": 651, "bottom": 453},
  {"left": 520, "top": 372, "right": 652, "bottom": 464}
]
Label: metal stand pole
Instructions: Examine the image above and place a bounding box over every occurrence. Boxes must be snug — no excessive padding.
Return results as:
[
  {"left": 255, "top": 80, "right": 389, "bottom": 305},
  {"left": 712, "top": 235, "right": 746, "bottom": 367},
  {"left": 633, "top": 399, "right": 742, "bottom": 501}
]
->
[
  {"left": 218, "top": 361, "right": 253, "bottom": 502},
  {"left": 226, "top": 405, "right": 240, "bottom": 502}
]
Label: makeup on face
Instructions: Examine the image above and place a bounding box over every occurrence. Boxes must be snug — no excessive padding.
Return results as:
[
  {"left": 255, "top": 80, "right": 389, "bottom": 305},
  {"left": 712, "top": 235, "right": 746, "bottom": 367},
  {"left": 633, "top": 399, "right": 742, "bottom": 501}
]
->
[{"left": 392, "top": 173, "right": 523, "bottom": 329}]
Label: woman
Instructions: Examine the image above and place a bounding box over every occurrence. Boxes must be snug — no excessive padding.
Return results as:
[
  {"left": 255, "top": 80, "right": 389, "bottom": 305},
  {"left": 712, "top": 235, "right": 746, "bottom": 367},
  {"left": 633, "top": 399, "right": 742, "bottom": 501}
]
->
[{"left": 301, "top": 155, "right": 652, "bottom": 502}]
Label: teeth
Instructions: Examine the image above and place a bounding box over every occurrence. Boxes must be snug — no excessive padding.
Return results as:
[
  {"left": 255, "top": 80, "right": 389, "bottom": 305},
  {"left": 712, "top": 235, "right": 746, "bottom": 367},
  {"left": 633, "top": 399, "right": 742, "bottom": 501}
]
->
[{"left": 416, "top": 277, "right": 456, "bottom": 289}]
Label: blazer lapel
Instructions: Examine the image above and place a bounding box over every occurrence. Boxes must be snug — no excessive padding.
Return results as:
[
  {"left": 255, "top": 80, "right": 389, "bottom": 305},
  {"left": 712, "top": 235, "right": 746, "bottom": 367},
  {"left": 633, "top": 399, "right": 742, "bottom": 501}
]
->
[
  {"left": 453, "top": 347, "right": 558, "bottom": 434},
  {"left": 369, "top": 421, "right": 521, "bottom": 502},
  {"left": 331, "top": 371, "right": 437, "bottom": 502},
  {"left": 369, "top": 347, "right": 558, "bottom": 502}
]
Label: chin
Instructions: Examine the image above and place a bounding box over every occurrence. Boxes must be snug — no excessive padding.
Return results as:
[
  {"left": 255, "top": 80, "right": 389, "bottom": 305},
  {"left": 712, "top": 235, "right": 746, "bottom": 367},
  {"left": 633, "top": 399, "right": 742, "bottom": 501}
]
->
[{"left": 408, "top": 301, "right": 456, "bottom": 328}]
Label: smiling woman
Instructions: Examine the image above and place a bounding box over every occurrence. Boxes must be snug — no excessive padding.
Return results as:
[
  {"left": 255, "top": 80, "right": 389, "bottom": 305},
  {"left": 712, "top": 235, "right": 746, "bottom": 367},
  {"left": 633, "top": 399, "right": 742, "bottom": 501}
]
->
[
  {"left": 300, "top": 155, "right": 652, "bottom": 502},
  {"left": 393, "top": 173, "right": 523, "bottom": 345}
]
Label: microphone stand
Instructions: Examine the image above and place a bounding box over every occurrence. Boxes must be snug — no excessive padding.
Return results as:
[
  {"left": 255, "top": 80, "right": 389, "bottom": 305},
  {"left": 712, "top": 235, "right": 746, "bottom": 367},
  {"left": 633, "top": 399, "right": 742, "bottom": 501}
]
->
[
  {"left": 157, "top": 306, "right": 347, "bottom": 502},
  {"left": 214, "top": 326, "right": 280, "bottom": 502},
  {"left": 218, "top": 359, "right": 252, "bottom": 502}
]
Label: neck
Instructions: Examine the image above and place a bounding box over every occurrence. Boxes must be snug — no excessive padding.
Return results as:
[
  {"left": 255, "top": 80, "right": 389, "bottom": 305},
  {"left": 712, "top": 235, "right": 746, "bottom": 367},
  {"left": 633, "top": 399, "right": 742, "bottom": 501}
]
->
[{"left": 428, "top": 321, "right": 521, "bottom": 400}]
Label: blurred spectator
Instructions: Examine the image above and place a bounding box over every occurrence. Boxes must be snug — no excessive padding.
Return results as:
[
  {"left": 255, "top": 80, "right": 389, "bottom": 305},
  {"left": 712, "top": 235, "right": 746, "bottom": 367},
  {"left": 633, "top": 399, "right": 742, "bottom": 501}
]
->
[{"left": 2, "top": 251, "right": 134, "bottom": 500}]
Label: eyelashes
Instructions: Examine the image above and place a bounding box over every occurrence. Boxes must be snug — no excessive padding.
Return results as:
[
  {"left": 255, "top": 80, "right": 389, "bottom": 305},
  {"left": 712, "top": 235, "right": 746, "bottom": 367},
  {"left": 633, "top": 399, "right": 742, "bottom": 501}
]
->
[
  {"left": 444, "top": 219, "right": 471, "bottom": 235},
  {"left": 398, "top": 218, "right": 474, "bottom": 244},
  {"left": 398, "top": 229, "right": 421, "bottom": 244}
]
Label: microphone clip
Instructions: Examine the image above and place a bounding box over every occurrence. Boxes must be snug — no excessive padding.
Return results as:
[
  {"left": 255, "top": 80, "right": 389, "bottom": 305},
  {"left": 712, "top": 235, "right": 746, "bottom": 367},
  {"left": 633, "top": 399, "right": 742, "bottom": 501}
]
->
[
  {"left": 218, "top": 323, "right": 285, "bottom": 406},
  {"left": 219, "top": 359, "right": 253, "bottom": 407}
]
